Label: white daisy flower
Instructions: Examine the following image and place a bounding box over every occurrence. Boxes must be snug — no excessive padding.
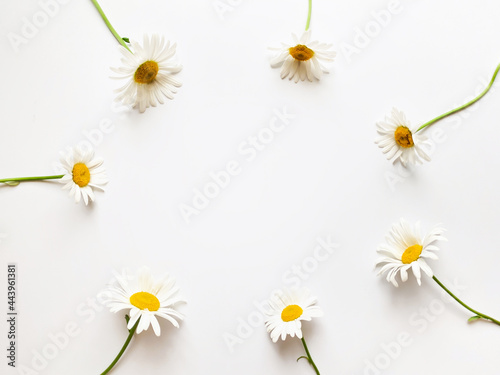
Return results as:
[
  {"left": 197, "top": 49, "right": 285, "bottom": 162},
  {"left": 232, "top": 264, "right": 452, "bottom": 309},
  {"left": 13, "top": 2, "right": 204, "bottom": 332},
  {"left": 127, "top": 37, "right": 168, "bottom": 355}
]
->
[
  {"left": 265, "top": 288, "right": 323, "bottom": 342},
  {"left": 375, "top": 108, "right": 431, "bottom": 167},
  {"left": 111, "top": 34, "right": 182, "bottom": 113},
  {"left": 58, "top": 146, "right": 108, "bottom": 205},
  {"left": 270, "top": 30, "right": 336, "bottom": 82},
  {"left": 102, "top": 267, "right": 185, "bottom": 336},
  {"left": 375, "top": 219, "right": 447, "bottom": 287}
]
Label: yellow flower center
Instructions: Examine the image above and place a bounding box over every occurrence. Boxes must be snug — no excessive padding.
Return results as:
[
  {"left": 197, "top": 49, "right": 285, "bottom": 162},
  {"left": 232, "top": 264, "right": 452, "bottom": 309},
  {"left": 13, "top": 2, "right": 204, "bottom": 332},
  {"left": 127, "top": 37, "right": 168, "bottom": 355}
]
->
[
  {"left": 72, "top": 163, "right": 90, "bottom": 187},
  {"left": 129, "top": 291, "right": 160, "bottom": 311},
  {"left": 134, "top": 61, "right": 159, "bottom": 84},
  {"left": 281, "top": 304, "right": 303, "bottom": 322},
  {"left": 289, "top": 45, "right": 315, "bottom": 61},
  {"left": 401, "top": 244, "right": 423, "bottom": 264},
  {"left": 394, "top": 126, "right": 414, "bottom": 148}
]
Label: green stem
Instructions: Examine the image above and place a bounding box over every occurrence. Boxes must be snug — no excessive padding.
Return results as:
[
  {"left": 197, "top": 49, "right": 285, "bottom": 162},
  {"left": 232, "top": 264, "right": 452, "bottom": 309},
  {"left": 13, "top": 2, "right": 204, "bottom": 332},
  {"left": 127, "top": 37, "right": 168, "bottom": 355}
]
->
[
  {"left": 0, "top": 175, "right": 64, "bottom": 184},
  {"left": 90, "top": 0, "right": 132, "bottom": 53},
  {"left": 416, "top": 62, "right": 500, "bottom": 133},
  {"left": 100, "top": 318, "right": 139, "bottom": 375},
  {"left": 433, "top": 276, "right": 500, "bottom": 326},
  {"left": 300, "top": 336, "right": 320, "bottom": 375},
  {"left": 305, "top": 0, "right": 312, "bottom": 31}
]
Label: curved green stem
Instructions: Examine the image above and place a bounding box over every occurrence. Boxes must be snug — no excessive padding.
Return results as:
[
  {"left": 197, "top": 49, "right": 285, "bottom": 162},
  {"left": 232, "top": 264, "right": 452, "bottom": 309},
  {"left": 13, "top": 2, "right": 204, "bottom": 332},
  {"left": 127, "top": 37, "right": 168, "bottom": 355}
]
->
[
  {"left": 433, "top": 276, "right": 500, "bottom": 326},
  {"left": 416, "top": 62, "right": 500, "bottom": 133},
  {"left": 305, "top": 0, "right": 312, "bottom": 31},
  {"left": 90, "top": 0, "right": 132, "bottom": 53},
  {"left": 299, "top": 336, "right": 320, "bottom": 375},
  {"left": 100, "top": 317, "right": 139, "bottom": 375},
  {"left": 0, "top": 175, "right": 64, "bottom": 184}
]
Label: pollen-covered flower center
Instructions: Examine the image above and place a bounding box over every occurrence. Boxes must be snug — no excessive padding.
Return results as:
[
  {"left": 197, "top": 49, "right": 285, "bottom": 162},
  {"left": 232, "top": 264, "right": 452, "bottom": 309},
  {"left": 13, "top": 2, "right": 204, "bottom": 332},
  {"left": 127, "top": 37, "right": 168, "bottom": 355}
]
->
[
  {"left": 72, "top": 163, "right": 90, "bottom": 187},
  {"left": 134, "top": 61, "right": 159, "bottom": 84},
  {"left": 281, "top": 304, "right": 303, "bottom": 322},
  {"left": 401, "top": 244, "right": 423, "bottom": 264},
  {"left": 394, "top": 126, "right": 414, "bottom": 148},
  {"left": 130, "top": 291, "right": 160, "bottom": 311},
  {"left": 289, "top": 45, "right": 315, "bottom": 61}
]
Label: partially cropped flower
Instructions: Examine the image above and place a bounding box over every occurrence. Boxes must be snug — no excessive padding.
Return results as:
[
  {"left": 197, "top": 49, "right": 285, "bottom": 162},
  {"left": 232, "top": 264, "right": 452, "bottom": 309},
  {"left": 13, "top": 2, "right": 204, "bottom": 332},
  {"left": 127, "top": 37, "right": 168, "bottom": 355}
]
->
[
  {"left": 375, "top": 108, "right": 431, "bottom": 167},
  {"left": 270, "top": 30, "right": 336, "bottom": 82},
  {"left": 375, "top": 219, "right": 446, "bottom": 287},
  {"left": 58, "top": 146, "right": 108, "bottom": 205},
  {"left": 265, "top": 287, "right": 323, "bottom": 342},
  {"left": 102, "top": 267, "right": 185, "bottom": 336},
  {"left": 112, "top": 34, "right": 182, "bottom": 113}
]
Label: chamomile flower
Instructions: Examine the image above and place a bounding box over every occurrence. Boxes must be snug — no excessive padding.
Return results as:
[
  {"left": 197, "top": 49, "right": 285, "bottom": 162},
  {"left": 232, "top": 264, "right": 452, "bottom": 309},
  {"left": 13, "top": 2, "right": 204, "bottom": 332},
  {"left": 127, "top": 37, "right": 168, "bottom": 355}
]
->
[
  {"left": 58, "top": 146, "right": 108, "bottom": 205},
  {"left": 375, "top": 219, "right": 446, "bottom": 287},
  {"left": 265, "top": 287, "right": 323, "bottom": 342},
  {"left": 270, "top": 30, "right": 336, "bottom": 82},
  {"left": 375, "top": 220, "right": 500, "bottom": 328},
  {"left": 112, "top": 34, "right": 182, "bottom": 113},
  {"left": 102, "top": 267, "right": 185, "bottom": 336},
  {"left": 375, "top": 108, "right": 431, "bottom": 167}
]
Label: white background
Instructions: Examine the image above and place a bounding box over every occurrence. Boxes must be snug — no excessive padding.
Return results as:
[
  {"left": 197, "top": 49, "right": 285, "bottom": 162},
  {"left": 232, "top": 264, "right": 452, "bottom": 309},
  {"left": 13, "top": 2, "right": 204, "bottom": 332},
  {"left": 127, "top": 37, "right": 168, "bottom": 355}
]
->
[{"left": 1, "top": 0, "right": 500, "bottom": 374}]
